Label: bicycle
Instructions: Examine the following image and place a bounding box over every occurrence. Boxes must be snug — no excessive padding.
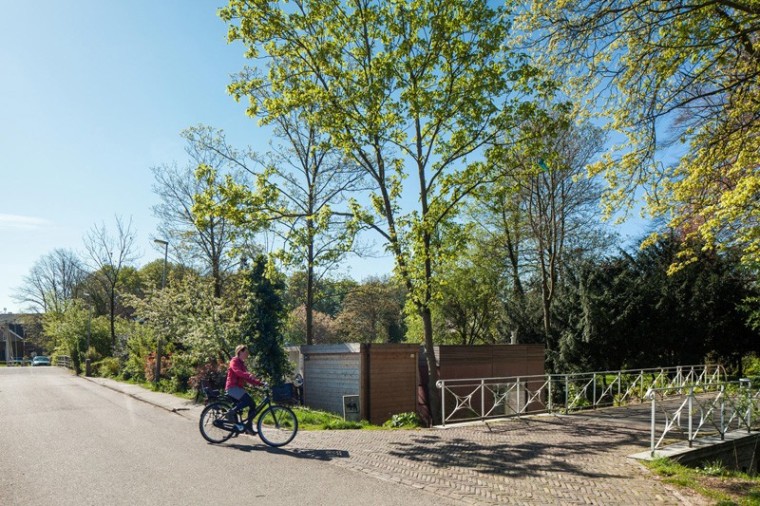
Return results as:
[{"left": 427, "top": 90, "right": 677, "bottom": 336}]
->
[{"left": 198, "top": 384, "right": 298, "bottom": 447}]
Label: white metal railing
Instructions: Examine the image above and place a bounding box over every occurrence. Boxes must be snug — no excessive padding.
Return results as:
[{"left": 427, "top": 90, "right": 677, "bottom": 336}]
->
[
  {"left": 436, "top": 364, "right": 726, "bottom": 426},
  {"left": 646, "top": 380, "right": 760, "bottom": 456},
  {"left": 55, "top": 355, "right": 72, "bottom": 369}
]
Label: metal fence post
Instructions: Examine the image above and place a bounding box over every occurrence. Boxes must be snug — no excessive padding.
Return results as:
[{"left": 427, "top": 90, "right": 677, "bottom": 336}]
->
[
  {"left": 677, "top": 366, "right": 683, "bottom": 394},
  {"left": 517, "top": 378, "right": 521, "bottom": 415},
  {"left": 720, "top": 384, "right": 725, "bottom": 440},
  {"left": 747, "top": 387, "right": 752, "bottom": 434},
  {"left": 439, "top": 380, "right": 446, "bottom": 427},
  {"left": 565, "top": 375, "right": 569, "bottom": 414},
  {"left": 739, "top": 378, "right": 752, "bottom": 433},
  {"left": 688, "top": 387, "right": 694, "bottom": 447},
  {"left": 548, "top": 375, "right": 553, "bottom": 412},
  {"left": 593, "top": 373, "right": 597, "bottom": 409},
  {"left": 650, "top": 390, "right": 656, "bottom": 457},
  {"left": 481, "top": 379, "right": 485, "bottom": 419}
]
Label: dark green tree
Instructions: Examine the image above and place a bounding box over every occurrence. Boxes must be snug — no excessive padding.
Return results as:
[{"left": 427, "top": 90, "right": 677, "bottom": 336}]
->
[
  {"left": 284, "top": 271, "right": 358, "bottom": 318},
  {"left": 241, "top": 255, "right": 290, "bottom": 383},
  {"left": 553, "top": 255, "right": 634, "bottom": 373},
  {"left": 553, "top": 234, "right": 759, "bottom": 374}
]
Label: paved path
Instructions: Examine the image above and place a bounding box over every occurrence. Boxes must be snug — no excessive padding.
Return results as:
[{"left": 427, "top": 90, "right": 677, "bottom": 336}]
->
[{"left": 85, "top": 375, "right": 707, "bottom": 505}]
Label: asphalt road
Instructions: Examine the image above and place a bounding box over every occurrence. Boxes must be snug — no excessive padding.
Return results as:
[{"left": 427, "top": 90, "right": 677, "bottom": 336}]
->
[{"left": 0, "top": 367, "right": 455, "bottom": 506}]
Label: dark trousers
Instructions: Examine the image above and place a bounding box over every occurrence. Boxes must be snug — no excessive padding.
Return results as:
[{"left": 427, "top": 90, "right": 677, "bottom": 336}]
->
[{"left": 232, "top": 392, "right": 255, "bottom": 426}]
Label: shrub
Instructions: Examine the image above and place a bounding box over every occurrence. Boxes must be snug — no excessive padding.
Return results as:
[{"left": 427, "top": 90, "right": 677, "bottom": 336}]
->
[
  {"left": 189, "top": 360, "right": 227, "bottom": 393},
  {"left": 383, "top": 412, "right": 422, "bottom": 428},
  {"left": 97, "top": 357, "right": 121, "bottom": 378},
  {"left": 144, "top": 353, "right": 171, "bottom": 383},
  {"left": 742, "top": 354, "right": 760, "bottom": 381},
  {"left": 168, "top": 353, "right": 195, "bottom": 393}
]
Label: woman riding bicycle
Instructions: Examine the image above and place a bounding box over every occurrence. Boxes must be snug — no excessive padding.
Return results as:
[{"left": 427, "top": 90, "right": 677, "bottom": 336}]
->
[{"left": 225, "top": 344, "right": 263, "bottom": 434}]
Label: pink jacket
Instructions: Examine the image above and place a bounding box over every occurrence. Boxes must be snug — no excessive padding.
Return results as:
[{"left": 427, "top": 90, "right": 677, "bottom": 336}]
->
[{"left": 225, "top": 356, "right": 262, "bottom": 390}]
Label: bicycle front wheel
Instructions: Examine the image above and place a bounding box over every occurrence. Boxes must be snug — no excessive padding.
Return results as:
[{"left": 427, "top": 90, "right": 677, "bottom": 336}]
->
[
  {"left": 257, "top": 405, "right": 298, "bottom": 447},
  {"left": 199, "top": 402, "right": 236, "bottom": 444}
]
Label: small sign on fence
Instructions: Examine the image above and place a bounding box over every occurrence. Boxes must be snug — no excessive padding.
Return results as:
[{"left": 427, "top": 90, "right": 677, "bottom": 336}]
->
[{"left": 343, "top": 395, "right": 360, "bottom": 422}]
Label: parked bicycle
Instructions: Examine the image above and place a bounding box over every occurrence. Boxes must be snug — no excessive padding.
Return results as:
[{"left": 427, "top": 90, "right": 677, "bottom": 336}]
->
[{"left": 199, "top": 384, "right": 298, "bottom": 447}]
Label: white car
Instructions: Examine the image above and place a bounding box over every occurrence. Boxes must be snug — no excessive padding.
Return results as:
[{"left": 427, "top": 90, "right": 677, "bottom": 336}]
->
[{"left": 31, "top": 356, "right": 51, "bottom": 366}]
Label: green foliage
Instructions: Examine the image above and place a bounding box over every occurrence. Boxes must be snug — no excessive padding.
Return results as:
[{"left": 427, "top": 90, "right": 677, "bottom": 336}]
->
[
  {"left": 241, "top": 255, "right": 291, "bottom": 383},
  {"left": 474, "top": 109, "right": 609, "bottom": 355},
  {"left": 742, "top": 355, "right": 760, "bottom": 380},
  {"left": 122, "top": 320, "right": 156, "bottom": 382},
  {"left": 552, "top": 236, "right": 759, "bottom": 374},
  {"left": 335, "top": 276, "right": 406, "bottom": 343},
  {"left": 151, "top": 126, "right": 251, "bottom": 298},
  {"left": 124, "top": 272, "right": 244, "bottom": 387},
  {"left": 566, "top": 382, "right": 591, "bottom": 410},
  {"left": 520, "top": 0, "right": 760, "bottom": 271},
  {"left": 43, "top": 300, "right": 93, "bottom": 374},
  {"left": 219, "top": 1, "right": 549, "bottom": 422},
  {"left": 167, "top": 352, "right": 195, "bottom": 393},
  {"left": 742, "top": 297, "right": 760, "bottom": 344},
  {"left": 700, "top": 460, "right": 729, "bottom": 478},
  {"left": 284, "top": 272, "right": 358, "bottom": 317},
  {"left": 321, "top": 419, "right": 366, "bottom": 430},
  {"left": 97, "top": 357, "right": 121, "bottom": 378},
  {"left": 644, "top": 458, "right": 760, "bottom": 505},
  {"left": 383, "top": 412, "right": 422, "bottom": 429},
  {"left": 433, "top": 238, "right": 506, "bottom": 345}
]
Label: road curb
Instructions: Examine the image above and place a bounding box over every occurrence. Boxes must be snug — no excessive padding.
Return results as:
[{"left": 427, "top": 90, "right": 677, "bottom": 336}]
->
[{"left": 80, "top": 375, "right": 201, "bottom": 420}]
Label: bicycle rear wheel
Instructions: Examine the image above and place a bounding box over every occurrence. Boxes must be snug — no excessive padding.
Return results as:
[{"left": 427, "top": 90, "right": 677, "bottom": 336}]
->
[
  {"left": 199, "top": 402, "right": 236, "bottom": 444},
  {"left": 257, "top": 405, "right": 298, "bottom": 447}
]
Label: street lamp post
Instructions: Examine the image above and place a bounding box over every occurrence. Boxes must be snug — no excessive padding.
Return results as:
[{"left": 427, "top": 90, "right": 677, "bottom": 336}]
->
[{"left": 154, "top": 239, "right": 169, "bottom": 386}]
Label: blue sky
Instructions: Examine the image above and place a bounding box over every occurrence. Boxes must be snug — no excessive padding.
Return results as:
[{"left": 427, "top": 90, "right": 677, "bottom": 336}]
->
[
  {"left": 0, "top": 0, "right": 400, "bottom": 314},
  {"left": 0, "top": 0, "right": 265, "bottom": 313},
  {"left": 0, "top": 0, "right": 650, "bottom": 315}
]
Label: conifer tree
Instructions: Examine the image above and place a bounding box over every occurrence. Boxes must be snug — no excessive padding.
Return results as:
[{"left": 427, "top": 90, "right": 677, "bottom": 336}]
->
[{"left": 240, "top": 255, "right": 290, "bottom": 383}]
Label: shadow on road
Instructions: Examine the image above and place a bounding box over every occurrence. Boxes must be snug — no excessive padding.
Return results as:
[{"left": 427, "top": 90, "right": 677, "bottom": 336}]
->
[
  {"left": 387, "top": 416, "right": 648, "bottom": 479},
  {"left": 224, "top": 442, "right": 350, "bottom": 461}
]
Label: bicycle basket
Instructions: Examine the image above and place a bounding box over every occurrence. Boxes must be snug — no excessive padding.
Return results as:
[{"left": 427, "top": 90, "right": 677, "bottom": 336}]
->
[{"left": 272, "top": 383, "right": 296, "bottom": 404}]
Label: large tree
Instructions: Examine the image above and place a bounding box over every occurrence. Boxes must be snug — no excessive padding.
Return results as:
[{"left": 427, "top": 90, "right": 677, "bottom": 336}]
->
[
  {"left": 268, "top": 111, "right": 366, "bottom": 346},
  {"left": 220, "top": 0, "right": 544, "bottom": 423},
  {"left": 335, "top": 277, "right": 406, "bottom": 343},
  {"left": 471, "top": 110, "right": 610, "bottom": 362},
  {"left": 153, "top": 126, "right": 254, "bottom": 298},
  {"left": 520, "top": 1, "right": 760, "bottom": 270},
  {"left": 240, "top": 255, "right": 290, "bottom": 383},
  {"left": 554, "top": 234, "right": 760, "bottom": 374},
  {"left": 436, "top": 243, "right": 505, "bottom": 346},
  {"left": 83, "top": 216, "right": 138, "bottom": 352},
  {"left": 14, "top": 248, "right": 87, "bottom": 314},
  {"left": 191, "top": 116, "right": 365, "bottom": 344}
]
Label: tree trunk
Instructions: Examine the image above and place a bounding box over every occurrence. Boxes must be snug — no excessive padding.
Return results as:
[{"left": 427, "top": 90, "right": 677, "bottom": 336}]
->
[
  {"left": 212, "top": 257, "right": 222, "bottom": 298},
  {"left": 306, "top": 262, "right": 314, "bottom": 346},
  {"left": 422, "top": 305, "right": 441, "bottom": 425}
]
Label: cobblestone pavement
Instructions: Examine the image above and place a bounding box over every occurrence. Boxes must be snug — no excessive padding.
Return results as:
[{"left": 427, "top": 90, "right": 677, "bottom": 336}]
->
[
  {"left": 285, "top": 416, "right": 703, "bottom": 505},
  {"left": 86, "top": 375, "right": 706, "bottom": 505}
]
